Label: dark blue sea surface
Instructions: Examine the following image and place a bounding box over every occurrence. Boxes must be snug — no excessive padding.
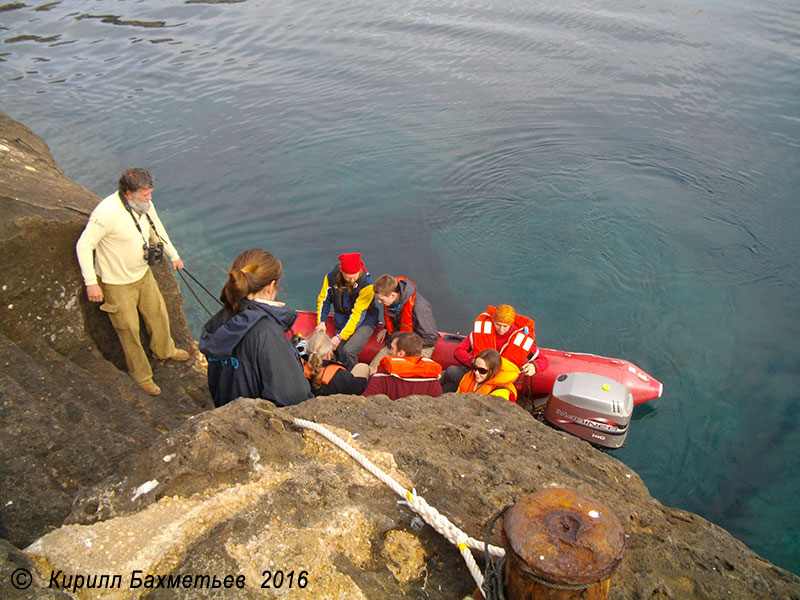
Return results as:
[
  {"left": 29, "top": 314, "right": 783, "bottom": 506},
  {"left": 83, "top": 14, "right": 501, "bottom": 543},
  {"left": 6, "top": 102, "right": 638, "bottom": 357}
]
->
[{"left": 2, "top": 0, "right": 798, "bottom": 575}]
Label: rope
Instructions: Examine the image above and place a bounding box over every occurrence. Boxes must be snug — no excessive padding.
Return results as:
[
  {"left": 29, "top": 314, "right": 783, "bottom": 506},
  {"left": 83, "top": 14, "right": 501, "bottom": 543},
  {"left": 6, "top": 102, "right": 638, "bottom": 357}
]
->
[
  {"left": 175, "top": 266, "right": 222, "bottom": 318},
  {"left": 177, "top": 269, "right": 216, "bottom": 318},
  {"left": 527, "top": 573, "right": 597, "bottom": 591},
  {"left": 481, "top": 505, "right": 510, "bottom": 600},
  {"left": 181, "top": 266, "right": 223, "bottom": 306},
  {"left": 291, "top": 417, "right": 505, "bottom": 594}
]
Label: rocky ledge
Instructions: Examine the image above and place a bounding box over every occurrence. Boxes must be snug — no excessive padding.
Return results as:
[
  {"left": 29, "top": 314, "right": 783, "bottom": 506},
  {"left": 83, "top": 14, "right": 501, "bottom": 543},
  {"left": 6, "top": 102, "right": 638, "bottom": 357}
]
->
[
  {"left": 1, "top": 110, "right": 799, "bottom": 599},
  {"left": 0, "top": 109, "right": 211, "bottom": 555}
]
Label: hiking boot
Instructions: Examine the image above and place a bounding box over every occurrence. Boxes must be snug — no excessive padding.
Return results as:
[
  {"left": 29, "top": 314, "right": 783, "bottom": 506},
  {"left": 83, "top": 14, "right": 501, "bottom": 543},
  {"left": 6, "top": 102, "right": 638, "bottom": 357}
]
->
[
  {"left": 171, "top": 349, "right": 190, "bottom": 362},
  {"left": 140, "top": 380, "right": 162, "bottom": 396}
]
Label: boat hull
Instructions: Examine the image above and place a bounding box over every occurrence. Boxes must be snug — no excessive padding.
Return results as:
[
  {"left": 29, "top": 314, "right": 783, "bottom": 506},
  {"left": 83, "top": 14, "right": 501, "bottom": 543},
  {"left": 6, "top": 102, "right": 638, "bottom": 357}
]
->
[{"left": 291, "top": 311, "right": 662, "bottom": 405}]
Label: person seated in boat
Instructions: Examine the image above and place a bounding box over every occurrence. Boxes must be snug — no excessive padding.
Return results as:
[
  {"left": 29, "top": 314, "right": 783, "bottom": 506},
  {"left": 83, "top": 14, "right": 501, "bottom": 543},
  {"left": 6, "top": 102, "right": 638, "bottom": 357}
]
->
[
  {"left": 370, "top": 274, "right": 438, "bottom": 370},
  {"left": 440, "top": 304, "right": 548, "bottom": 393},
  {"left": 314, "top": 252, "right": 380, "bottom": 370},
  {"left": 303, "top": 331, "right": 371, "bottom": 396},
  {"left": 457, "top": 349, "right": 520, "bottom": 402},
  {"left": 363, "top": 331, "right": 443, "bottom": 400},
  {"left": 199, "top": 248, "right": 312, "bottom": 408}
]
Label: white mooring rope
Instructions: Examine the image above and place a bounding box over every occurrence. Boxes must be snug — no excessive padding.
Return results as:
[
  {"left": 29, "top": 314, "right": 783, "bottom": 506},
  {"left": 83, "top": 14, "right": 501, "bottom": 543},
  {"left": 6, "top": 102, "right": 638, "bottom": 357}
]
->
[{"left": 291, "top": 417, "right": 506, "bottom": 592}]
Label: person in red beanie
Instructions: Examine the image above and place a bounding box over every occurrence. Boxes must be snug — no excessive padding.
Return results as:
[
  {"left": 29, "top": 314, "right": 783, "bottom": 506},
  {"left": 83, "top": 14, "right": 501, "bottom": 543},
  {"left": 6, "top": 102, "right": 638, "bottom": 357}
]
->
[{"left": 314, "top": 252, "right": 379, "bottom": 369}]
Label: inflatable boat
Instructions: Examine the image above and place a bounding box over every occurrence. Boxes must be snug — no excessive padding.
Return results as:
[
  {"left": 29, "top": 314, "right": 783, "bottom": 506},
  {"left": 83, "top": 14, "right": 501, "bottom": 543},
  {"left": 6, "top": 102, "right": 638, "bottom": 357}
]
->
[{"left": 291, "top": 311, "right": 663, "bottom": 405}]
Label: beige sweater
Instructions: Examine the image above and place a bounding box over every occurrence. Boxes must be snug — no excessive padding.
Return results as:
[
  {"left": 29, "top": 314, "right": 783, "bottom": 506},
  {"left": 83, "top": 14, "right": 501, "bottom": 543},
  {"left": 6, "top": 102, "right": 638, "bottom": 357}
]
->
[{"left": 76, "top": 191, "right": 180, "bottom": 286}]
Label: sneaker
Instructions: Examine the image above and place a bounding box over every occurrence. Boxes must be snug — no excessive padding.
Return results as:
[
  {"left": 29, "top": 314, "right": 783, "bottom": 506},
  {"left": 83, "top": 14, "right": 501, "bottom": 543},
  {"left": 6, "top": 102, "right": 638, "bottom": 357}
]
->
[
  {"left": 140, "top": 381, "right": 162, "bottom": 396},
  {"left": 171, "top": 349, "right": 190, "bottom": 362}
]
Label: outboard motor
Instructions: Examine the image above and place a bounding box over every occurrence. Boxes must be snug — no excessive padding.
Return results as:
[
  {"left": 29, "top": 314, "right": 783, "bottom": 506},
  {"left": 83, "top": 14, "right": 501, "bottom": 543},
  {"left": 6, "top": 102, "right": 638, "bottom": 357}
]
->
[{"left": 544, "top": 373, "right": 633, "bottom": 449}]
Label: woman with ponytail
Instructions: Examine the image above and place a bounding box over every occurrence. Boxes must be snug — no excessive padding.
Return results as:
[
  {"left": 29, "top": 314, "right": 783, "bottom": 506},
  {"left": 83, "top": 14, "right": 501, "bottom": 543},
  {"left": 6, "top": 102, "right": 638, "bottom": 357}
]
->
[
  {"left": 199, "top": 249, "right": 311, "bottom": 407},
  {"left": 302, "top": 331, "right": 370, "bottom": 396}
]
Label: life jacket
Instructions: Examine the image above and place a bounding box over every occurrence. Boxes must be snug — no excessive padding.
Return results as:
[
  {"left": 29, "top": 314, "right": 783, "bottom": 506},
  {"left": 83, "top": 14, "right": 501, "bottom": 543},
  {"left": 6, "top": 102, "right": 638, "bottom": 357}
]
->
[
  {"left": 378, "top": 355, "right": 442, "bottom": 379},
  {"left": 472, "top": 306, "right": 537, "bottom": 367},
  {"left": 303, "top": 360, "right": 345, "bottom": 387},
  {"left": 329, "top": 266, "right": 367, "bottom": 315},
  {"left": 383, "top": 276, "right": 416, "bottom": 337},
  {"left": 457, "top": 357, "right": 520, "bottom": 402}
]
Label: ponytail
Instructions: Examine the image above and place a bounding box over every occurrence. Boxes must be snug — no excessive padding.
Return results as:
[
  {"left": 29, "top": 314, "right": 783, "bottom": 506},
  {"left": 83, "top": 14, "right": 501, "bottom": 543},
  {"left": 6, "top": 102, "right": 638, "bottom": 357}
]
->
[
  {"left": 305, "top": 331, "right": 333, "bottom": 389},
  {"left": 307, "top": 353, "right": 324, "bottom": 389},
  {"left": 221, "top": 249, "right": 282, "bottom": 313}
]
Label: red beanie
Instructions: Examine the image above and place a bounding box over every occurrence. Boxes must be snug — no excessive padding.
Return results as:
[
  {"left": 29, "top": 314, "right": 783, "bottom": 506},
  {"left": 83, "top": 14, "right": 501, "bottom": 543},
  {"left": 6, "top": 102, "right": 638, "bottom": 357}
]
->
[{"left": 338, "top": 253, "right": 364, "bottom": 275}]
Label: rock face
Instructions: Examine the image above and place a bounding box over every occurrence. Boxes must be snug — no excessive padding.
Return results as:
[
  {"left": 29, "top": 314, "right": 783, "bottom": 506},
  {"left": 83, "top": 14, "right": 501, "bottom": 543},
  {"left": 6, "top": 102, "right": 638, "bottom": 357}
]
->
[
  {"left": 20, "top": 396, "right": 800, "bottom": 599},
  {"left": 1, "top": 110, "right": 799, "bottom": 599},
  {"left": 0, "top": 109, "right": 212, "bottom": 550}
]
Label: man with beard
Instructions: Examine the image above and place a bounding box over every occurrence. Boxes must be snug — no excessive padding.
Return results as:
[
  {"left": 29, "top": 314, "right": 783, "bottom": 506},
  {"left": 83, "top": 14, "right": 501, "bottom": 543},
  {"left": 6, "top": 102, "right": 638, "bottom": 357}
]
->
[{"left": 76, "top": 168, "right": 190, "bottom": 396}]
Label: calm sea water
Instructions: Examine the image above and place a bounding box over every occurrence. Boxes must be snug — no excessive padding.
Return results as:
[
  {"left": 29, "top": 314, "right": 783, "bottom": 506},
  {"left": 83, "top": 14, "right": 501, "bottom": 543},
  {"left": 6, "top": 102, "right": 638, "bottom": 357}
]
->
[{"left": 2, "top": 0, "right": 798, "bottom": 575}]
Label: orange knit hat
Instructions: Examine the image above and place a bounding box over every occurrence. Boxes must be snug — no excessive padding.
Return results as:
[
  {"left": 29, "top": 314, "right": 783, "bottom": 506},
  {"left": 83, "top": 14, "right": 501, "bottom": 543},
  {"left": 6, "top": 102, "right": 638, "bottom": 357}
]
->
[{"left": 493, "top": 305, "right": 516, "bottom": 325}]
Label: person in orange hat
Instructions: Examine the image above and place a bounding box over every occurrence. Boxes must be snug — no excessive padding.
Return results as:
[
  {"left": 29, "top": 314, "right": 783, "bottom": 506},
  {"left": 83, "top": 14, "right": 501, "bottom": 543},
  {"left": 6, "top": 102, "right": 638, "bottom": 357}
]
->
[
  {"left": 314, "top": 252, "right": 379, "bottom": 369},
  {"left": 440, "top": 304, "right": 548, "bottom": 393}
]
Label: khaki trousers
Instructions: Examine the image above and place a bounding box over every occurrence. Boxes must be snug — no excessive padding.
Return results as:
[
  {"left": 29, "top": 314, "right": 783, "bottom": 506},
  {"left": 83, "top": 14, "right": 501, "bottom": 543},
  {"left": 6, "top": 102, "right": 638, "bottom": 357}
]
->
[{"left": 100, "top": 269, "right": 176, "bottom": 384}]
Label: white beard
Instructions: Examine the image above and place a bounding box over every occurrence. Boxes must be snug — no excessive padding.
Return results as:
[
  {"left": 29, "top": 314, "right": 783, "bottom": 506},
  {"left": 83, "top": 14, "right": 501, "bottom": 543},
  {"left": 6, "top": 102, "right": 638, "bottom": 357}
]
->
[{"left": 129, "top": 199, "right": 151, "bottom": 214}]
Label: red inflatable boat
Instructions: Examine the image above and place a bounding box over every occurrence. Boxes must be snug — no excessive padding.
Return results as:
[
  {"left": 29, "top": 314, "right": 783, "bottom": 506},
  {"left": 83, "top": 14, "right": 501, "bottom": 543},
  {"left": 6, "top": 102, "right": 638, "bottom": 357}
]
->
[{"left": 292, "top": 311, "right": 663, "bottom": 405}]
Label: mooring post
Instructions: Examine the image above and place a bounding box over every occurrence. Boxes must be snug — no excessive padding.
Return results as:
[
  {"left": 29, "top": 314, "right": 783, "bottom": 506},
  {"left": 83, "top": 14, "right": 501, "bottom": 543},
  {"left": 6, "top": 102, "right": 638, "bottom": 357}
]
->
[{"left": 499, "top": 487, "right": 625, "bottom": 599}]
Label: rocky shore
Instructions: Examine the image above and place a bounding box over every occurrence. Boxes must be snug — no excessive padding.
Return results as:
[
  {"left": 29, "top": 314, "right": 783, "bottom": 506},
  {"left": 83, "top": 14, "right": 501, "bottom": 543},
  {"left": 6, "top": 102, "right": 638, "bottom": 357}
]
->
[{"left": 1, "top": 109, "right": 799, "bottom": 599}]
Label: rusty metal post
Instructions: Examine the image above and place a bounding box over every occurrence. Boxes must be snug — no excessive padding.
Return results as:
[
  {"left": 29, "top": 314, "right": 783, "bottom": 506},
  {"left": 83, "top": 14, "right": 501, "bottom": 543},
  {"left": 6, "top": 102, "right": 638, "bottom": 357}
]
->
[{"left": 500, "top": 488, "right": 625, "bottom": 599}]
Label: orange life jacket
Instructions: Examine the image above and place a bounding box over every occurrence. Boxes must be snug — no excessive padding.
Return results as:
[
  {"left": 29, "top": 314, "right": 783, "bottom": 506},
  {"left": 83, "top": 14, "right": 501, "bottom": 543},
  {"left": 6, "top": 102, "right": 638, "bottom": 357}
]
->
[
  {"left": 304, "top": 361, "right": 345, "bottom": 387},
  {"left": 472, "top": 306, "right": 537, "bottom": 367},
  {"left": 457, "top": 357, "right": 520, "bottom": 402},
  {"left": 383, "top": 276, "right": 416, "bottom": 337},
  {"left": 378, "top": 355, "right": 442, "bottom": 379}
]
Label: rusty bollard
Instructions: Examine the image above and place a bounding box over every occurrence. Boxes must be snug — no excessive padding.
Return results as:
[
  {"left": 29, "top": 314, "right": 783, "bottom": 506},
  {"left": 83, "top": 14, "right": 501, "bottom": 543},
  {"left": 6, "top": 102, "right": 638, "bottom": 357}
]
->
[{"left": 500, "top": 488, "right": 625, "bottom": 599}]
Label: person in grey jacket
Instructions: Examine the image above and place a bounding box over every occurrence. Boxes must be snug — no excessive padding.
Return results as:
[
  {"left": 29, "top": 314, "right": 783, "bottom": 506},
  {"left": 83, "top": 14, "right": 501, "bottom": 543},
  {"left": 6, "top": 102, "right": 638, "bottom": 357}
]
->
[
  {"left": 199, "top": 248, "right": 312, "bottom": 408},
  {"left": 369, "top": 274, "right": 438, "bottom": 369}
]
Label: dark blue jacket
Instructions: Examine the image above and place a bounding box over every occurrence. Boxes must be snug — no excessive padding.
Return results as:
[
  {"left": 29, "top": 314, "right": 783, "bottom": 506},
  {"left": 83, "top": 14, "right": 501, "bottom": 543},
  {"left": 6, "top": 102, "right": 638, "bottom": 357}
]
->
[
  {"left": 199, "top": 299, "right": 312, "bottom": 408},
  {"left": 316, "top": 266, "right": 379, "bottom": 338}
]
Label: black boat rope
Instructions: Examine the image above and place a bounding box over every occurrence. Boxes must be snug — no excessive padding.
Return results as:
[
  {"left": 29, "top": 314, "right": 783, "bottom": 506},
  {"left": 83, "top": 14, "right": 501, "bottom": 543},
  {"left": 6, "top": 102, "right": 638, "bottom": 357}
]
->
[
  {"left": 177, "top": 267, "right": 222, "bottom": 318},
  {"left": 481, "top": 504, "right": 511, "bottom": 600}
]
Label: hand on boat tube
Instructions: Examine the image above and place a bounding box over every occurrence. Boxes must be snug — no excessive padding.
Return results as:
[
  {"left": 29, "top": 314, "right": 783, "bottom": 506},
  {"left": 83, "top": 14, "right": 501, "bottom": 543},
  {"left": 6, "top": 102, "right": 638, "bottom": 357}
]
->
[
  {"left": 376, "top": 329, "right": 386, "bottom": 344},
  {"left": 520, "top": 362, "right": 536, "bottom": 376}
]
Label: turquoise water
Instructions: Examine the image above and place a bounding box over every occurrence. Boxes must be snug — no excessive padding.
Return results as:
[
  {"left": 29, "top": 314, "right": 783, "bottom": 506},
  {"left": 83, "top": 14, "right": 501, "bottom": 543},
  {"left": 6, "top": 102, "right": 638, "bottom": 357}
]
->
[{"left": 2, "top": 0, "right": 798, "bottom": 575}]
